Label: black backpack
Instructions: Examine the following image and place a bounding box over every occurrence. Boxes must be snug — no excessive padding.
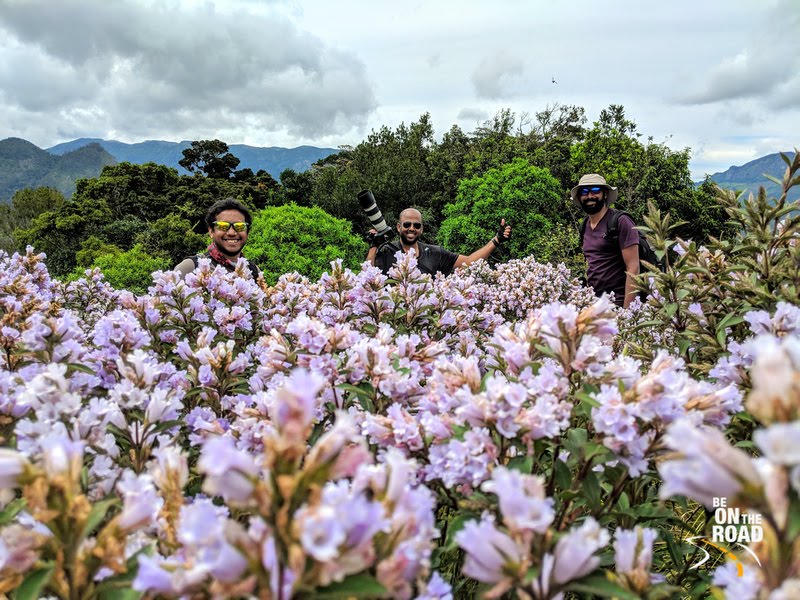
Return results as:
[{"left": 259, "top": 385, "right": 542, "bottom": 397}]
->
[
  {"left": 189, "top": 254, "right": 260, "bottom": 280},
  {"left": 580, "top": 209, "right": 665, "bottom": 299}
]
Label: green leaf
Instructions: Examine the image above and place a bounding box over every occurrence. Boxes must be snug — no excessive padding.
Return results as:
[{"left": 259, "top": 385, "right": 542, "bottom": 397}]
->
[
  {"left": 507, "top": 454, "right": 533, "bottom": 474},
  {"left": 580, "top": 470, "right": 601, "bottom": 508},
  {"left": 444, "top": 512, "right": 478, "bottom": 549},
  {"left": 554, "top": 458, "right": 572, "bottom": 491},
  {"left": 0, "top": 498, "right": 26, "bottom": 526},
  {"left": 98, "top": 588, "right": 142, "bottom": 600},
  {"left": 81, "top": 497, "right": 120, "bottom": 538},
  {"left": 13, "top": 564, "right": 54, "bottom": 600},
  {"left": 151, "top": 419, "right": 183, "bottom": 433},
  {"left": 305, "top": 574, "right": 387, "bottom": 599},
  {"left": 565, "top": 574, "right": 639, "bottom": 599},
  {"left": 574, "top": 391, "right": 600, "bottom": 408}
]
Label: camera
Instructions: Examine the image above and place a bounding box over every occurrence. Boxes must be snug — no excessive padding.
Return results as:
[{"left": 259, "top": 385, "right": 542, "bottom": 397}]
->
[{"left": 357, "top": 189, "right": 393, "bottom": 240}]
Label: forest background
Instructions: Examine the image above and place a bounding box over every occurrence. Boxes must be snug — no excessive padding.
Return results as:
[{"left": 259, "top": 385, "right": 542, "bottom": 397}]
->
[{"left": 0, "top": 104, "right": 738, "bottom": 290}]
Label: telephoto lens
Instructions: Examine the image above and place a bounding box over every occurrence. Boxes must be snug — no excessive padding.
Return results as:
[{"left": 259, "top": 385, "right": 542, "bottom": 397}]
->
[{"left": 357, "top": 190, "right": 391, "bottom": 235}]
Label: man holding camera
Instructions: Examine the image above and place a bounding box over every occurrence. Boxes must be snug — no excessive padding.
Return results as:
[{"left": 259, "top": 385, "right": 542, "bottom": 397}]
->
[{"left": 366, "top": 207, "right": 511, "bottom": 277}]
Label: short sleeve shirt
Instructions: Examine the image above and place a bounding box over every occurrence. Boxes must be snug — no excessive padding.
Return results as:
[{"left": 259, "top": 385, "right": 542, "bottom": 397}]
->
[
  {"left": 582, "top": 211, "right": 639, "bottom": 305},
  {"left": 374, "top": 241, "right": 459, "bottom": 277}
]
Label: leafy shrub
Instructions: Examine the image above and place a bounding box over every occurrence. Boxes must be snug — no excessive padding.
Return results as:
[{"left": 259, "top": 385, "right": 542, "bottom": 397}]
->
[
  {"left": 89, "top": 244, "right": 169, "bottom": 293},
  {"left": 437, "top": 158, "right": 570, "bottom": 264},
  {"left": 245, "top": 203, "right": 367, "bottom": 285},
  {"left": 75, "top": 236, "right": 121, "bottom": 268},
  {"left": 135, "top": 214, "right": 207, "bottom": 266}
]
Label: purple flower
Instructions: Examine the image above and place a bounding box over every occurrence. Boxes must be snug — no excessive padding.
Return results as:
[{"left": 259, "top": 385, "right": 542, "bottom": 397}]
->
[
  {"left": 658, "top": 420, "right": 762, "bottom": 508},
  {"left": 40, "top": 433, "right": 84, "bottom": 478},
  {"left": 414, "top": 572, "right": 453, "bottom": 600},
  {"left": 117, "top": 471, "right": 163, "bottom": 530},
  {"left": 614, "top": 526, "right": 658, "bottom": 579},
  {"left": 753, "top": 421, "right": 800, "bottom": 465},
  {"left": 269, "top": 368, "right": 323, "bottom": 442},
  {"left": 0, "top": 449, "right": 29, "bottom": 489},
  {"left": 296, "top": 504, "right": 346, "bottom": 561},
  {"left": 550, "top": 518, "right": 610, "bottom": 585},
  {"left": 198, "top": 435, "right": 260, "bottom": 505},
  {"left": 711, "top": 561, "right": 761, "bottom": 600},
  {"left": 482, "top": 467, "right": 554, "bottom": 534},
  {"left": 455, "top": 515, "right": 523, "bottom": 585}
]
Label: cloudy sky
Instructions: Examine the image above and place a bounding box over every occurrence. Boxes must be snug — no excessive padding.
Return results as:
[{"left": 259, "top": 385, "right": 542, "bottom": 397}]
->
[{"left": 0, "top": 0, "right": 797, "bottom": 179}]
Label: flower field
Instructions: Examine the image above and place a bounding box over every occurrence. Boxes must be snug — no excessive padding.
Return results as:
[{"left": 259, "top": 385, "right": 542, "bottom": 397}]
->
[{"left": 1, "top": 160, "right": 800, "bottom": 599}]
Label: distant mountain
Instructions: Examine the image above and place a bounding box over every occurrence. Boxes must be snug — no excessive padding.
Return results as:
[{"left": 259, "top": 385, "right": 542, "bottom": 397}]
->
[
  {"left": 0, "top": 138, "right": 116, "bottom": 202},
  {"left": 706, "top": 152, "right": 799, "bottom": 201},
  {"left": 47, "top": 138, "right": 340, "bottom": 178}
]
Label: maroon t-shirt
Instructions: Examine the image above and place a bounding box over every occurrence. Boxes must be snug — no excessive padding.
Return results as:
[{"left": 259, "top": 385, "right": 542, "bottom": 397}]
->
[{"left": 582, "top": 211, "right": 639, "bottom": 305}]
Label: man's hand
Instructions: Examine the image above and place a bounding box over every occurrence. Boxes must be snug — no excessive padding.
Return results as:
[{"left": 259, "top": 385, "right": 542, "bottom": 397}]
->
[
  {"left": 366, "top": 228, "right": 380, "bottom": 247},
  {"left": 495, "top": 219, "right": 511, "bottom": 245},
  {"left": 367, "top": 228, "right": 391, "bottom": 248}
]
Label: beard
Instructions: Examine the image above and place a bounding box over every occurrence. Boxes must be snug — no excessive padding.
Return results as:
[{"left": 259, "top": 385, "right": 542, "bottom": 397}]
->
[
  {"left": 581, "top": 198, "right": 604, "bottom": 215},
  {"left": 399, "top": 231, "right": 418, "bottom": 247}
]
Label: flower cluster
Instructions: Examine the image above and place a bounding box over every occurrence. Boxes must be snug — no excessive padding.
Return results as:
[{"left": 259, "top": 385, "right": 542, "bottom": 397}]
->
[{"left": 2, "top": 242, "right": 799, "bottom": 598}]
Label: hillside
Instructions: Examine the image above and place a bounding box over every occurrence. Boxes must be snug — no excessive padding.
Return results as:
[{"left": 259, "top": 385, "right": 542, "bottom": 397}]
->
[
  {"left": 47, "top": 138, "right": 340, "bottom": 178},
  {"left": 0, "top": 138, "right": 116, "bottom": 202},
  {"left": 707, "top": 151, "right": 799, "bottom": 201}
]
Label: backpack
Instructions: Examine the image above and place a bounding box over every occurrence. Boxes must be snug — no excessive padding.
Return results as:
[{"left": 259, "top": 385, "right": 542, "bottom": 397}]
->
[
  {"left": 580, "top": 209, "right": 665, "bottom": 300},
  {"left": 189, "top": 254, "right": 260, "bottom": 280}
]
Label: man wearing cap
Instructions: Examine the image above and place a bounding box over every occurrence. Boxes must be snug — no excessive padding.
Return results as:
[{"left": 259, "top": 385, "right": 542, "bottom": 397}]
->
[
  {"left": 571, "top": 174, "right": 639, "bottom": 308},
  {"left": 366, "top": 207, "right": 511, "bottom": 277}
]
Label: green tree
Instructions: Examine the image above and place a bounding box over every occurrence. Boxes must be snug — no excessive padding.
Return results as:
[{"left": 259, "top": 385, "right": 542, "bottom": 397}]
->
[
  {"left": 311, "top": 115, "right": 437, "bottom": 236},
  {"left": 245, "top": 203, "right": 367, "bottom": 285},
  {"left": 570, "top": 104, "right": 642, "bottom": 193},
  {"left": 0, "top": 187, "right": 66, "bottom": 252},
  {"left": 75, "top": 236, "right": 121, "bottom": 268},
  {"left": 438, "top": 158, "right": 571, "bottom": 264},
  {"left": 15, "top": 197, "right": 113, "bottom": 277},
  {"left": 279, "top": 168, "right": 315, "bottom": 206},
  {"left": 135, "top": 215, "right": 207, "bottom": 266},
  {"left": 88, "top": 244, "right": 170, "bottom": 294},
  {"left": 73, "top": 162, "right": 180, "bottom": 222},
  {"left": 179, "top": 140, "right": 241, "bottom": 179}
]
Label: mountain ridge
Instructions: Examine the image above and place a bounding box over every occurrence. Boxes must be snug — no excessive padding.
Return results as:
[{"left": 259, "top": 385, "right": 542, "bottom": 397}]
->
[
  {"left": 704, "top": 151, "right": 799, "bottom": 201},
  {"left": 0, "top": 138, "right": 117, "bottom": 202},
  {"left": 46, "top": 138, "right": 339, "bottom": 178}
]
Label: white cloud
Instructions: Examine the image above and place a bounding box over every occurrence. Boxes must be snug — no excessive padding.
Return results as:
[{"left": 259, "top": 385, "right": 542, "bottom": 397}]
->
[
  {"left": 471, "top": 50, "right": 524, "bottom": 100},
  {"left": 0, "top": 0, "right": 377, "bottom": 142}
]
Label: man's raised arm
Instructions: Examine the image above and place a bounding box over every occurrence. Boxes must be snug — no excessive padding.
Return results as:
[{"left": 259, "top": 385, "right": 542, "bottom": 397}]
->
[{"left": 453, "top": 219, "right": 512, "bottom": 269}]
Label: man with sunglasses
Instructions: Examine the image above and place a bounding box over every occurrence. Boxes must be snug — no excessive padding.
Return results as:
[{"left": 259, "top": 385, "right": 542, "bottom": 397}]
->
[
  {"left": 367, "top": 207, "right": 511, "bottom": 277},
  {"left": 570, "top": 174, "right": 639, "bottom": 308},
  {"left": 174, "top": 197, "right": 260, "bottom": 280}
]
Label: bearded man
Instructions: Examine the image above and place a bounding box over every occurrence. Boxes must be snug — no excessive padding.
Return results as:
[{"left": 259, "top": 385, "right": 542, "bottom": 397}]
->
[
  {"left": 366, "top": 207, "right": 511, "bottom": 277},
  {"left": 571, "top": 174, "right": 639, "bottom": 308}
]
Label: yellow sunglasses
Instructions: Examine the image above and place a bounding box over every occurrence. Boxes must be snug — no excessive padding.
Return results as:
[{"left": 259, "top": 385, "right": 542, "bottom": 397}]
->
[{"left": 212, "top": 221, "right": 248, "bottom": 232}]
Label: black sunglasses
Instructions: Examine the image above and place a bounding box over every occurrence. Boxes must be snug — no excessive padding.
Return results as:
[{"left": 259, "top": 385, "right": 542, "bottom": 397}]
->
[
  {"left": 401, "top": 221, "right": 422, "bottom": 230},
  {"left": 579, "top": 186, "right": 604, "bottom": 196}
]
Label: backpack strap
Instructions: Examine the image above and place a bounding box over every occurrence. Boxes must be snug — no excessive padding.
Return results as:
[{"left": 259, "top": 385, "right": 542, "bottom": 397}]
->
[
  {"left": 603, "top": 209, "right": 634, "bottom": 246},
  {"left": 579, "top": 216, "right": 589, "bottom": 249}
]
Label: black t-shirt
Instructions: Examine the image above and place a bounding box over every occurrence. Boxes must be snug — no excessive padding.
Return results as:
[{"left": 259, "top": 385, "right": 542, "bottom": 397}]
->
[{"left": 374, "top": 241, "right": 459, "bottom": 277}]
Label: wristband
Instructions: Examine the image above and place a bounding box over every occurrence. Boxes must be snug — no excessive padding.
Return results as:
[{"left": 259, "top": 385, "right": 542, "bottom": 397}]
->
[{"left": 491, "top": 237, "right": 499, "bottom": 248}]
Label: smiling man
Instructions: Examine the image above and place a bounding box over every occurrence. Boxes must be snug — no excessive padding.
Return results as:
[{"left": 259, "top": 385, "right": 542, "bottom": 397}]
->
[
  {"left": 367, "top": 207, "right": 510, "bottom": 277},
  {"left": 571, "top": 174, "right": 639, "bottom": 308},
  {"left": 174, "top": 197, "right": 260, "bottom": 279}
]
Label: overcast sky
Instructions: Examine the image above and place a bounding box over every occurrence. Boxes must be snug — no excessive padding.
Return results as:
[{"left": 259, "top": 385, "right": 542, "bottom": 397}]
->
[{"left": 0, "top": 0, "right": 797, "bottom": 179}]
